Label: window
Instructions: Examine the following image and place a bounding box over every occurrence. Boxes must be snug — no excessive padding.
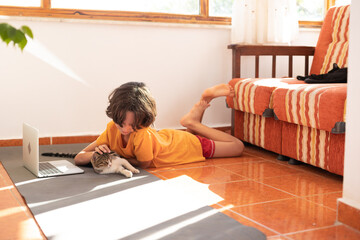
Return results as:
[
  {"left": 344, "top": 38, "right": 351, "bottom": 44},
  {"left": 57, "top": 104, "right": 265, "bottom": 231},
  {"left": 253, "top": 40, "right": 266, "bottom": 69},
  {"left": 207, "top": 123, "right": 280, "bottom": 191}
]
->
[
  {"left": 51, "top": 0, "right": 199, "bottom": 15},
  {"left": 0, "top": 0, "right": 40, "bottom": 7},
  {"left": 297, "top": 0, "right": 325, "bottom": 21},
  {"left": 0, "top": 0, "right": 230, "bottom": 25},
  {"left": 209, "top": 0, "right": 234, "bottom": 17},
  {"left": 297, "top": 0, "right": 337, "bottom": 26},
  {"left": 0, "top": 0, "right": 337, "bottom": 26}
]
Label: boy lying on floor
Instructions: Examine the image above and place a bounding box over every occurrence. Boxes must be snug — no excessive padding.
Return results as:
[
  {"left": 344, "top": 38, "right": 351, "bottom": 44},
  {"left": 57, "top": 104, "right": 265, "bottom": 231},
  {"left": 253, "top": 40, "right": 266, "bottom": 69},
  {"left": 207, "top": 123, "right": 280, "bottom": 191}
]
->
[{"left": 74, "top": 82, "right": 244, "bottom": 169}]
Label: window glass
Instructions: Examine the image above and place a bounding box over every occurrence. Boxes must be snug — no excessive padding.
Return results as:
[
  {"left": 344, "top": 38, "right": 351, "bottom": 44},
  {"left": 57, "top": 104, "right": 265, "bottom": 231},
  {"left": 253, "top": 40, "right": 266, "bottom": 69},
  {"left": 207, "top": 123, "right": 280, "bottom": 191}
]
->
[
  {"left": 209, "top": 0, "right": 234, "bottom": 17},
  {"left": 296, "top": 0, "right": 325, "bottom": 21},
  {"left": 335, "top": 0, "right": 351, "bottom": 6},
  {"left": 210, "top": 0, "right": 329, "bottom": 20},
  {"left": 0, "top": 0, "right": 40, "bottom": 7},
  {"left": 51, "top": 0, "right": 199, "bottom": 15}
]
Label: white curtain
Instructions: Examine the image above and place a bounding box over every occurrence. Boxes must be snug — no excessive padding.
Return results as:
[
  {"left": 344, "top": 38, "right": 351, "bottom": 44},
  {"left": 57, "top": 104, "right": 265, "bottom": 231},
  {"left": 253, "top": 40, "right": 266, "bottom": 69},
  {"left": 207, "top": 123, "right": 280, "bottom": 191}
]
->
[{"left": 231, "top": 0, "right": 299, "bottom": 45}]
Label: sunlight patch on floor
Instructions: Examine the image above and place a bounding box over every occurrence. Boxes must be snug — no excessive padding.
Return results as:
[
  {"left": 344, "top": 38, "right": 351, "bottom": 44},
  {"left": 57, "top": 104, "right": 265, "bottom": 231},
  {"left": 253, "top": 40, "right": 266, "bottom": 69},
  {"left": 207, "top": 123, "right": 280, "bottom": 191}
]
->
[
  {"left": 33, "top": 175, "right": 223, "bottom": 239},
  {"left": 143, "top": 203, "right": 233, "bottom": 240},
  {"left": 26, "top": 175, "right": 148, "bottom": 209}
]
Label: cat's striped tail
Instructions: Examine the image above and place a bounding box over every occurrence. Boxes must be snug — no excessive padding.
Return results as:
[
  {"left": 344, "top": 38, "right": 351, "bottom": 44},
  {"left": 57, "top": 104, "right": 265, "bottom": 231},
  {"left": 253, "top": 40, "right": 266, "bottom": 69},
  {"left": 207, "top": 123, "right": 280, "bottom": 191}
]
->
[{"left": 41, "top": 152, "right": 77, "bottom": 158}]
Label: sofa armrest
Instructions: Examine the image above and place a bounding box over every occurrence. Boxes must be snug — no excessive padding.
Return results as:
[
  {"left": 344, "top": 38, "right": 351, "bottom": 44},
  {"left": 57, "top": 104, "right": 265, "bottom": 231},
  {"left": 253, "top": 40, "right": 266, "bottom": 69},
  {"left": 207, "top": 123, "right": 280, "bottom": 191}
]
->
[{"left": 228, "top": 44, "right": 315, "bottom": 78}]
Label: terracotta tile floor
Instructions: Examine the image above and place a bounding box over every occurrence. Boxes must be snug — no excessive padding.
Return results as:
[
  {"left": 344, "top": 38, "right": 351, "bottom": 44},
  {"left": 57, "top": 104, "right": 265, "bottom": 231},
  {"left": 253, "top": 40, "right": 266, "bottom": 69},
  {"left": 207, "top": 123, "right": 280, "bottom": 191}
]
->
[
  {"left": 147, "top": 145, "right": 360, "bottom": 240},
  {"left": 0, "top": 163, "right": 46, "bottom": 240}
]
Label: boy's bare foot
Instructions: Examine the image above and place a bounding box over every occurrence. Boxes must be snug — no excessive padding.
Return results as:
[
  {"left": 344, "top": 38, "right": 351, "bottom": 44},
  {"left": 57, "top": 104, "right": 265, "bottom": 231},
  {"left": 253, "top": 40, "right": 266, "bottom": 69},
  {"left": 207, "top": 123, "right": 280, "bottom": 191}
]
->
[
  {"left": 180, "top": 100, "right": 210, "bottom": 131},
  {"left": 201, "top": 84, "right": 235, "bottom": 103}
]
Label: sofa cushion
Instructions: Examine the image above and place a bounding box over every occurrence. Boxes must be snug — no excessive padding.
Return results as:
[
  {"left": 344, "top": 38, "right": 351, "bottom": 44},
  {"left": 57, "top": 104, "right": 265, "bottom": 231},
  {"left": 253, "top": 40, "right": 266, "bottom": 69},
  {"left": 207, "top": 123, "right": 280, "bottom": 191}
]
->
[
  {"left": 227, "top": 78, "right": 302, "bottom": 116},
  {"left": 310, "top": 5, "right": 350, "bottom": 75},
  {"left": 272, "top": 81, "right": 347, "bottom": 133}
]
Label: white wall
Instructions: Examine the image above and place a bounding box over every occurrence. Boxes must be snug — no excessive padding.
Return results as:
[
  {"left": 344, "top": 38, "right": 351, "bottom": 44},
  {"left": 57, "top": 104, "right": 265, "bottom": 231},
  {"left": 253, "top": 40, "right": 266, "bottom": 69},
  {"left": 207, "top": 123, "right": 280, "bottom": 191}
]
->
[
  {"left": 340, "top": 1, "right": 360, "bottom": 210},
  {"left": 0, "top": 17, "right": 319, "bottom": 139},
  {"left": 1, "top": 19, "right": 234, "bottom": 139}
]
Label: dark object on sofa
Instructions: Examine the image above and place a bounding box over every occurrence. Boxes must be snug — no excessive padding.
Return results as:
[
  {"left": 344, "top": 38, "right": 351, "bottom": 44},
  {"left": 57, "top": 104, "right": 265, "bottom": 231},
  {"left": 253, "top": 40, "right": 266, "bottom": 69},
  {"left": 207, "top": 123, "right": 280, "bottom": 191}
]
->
[{"left": 297, "top": 63, "right": 347, "bottom": 83}]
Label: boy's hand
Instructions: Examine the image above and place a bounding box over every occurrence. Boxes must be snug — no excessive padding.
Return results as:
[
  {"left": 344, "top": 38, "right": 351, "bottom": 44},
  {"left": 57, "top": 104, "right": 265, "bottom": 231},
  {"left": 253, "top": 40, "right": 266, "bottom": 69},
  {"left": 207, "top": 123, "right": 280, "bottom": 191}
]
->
[{"left": 95, "top": 144, "right": 111, "bottom": 154}]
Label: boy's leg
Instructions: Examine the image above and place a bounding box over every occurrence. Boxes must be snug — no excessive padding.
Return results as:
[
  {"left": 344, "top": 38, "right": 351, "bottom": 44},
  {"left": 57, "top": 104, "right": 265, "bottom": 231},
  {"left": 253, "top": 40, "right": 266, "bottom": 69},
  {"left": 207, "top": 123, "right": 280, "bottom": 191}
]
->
[
  {"left": 184, "top": 84, "right": 235, "bottom": 134},
  {"left": 180, "top": 99, "right": 244, "bottom": 158},
  {"left": 201, "top": 83, "right": 235, "bottom": 103}
]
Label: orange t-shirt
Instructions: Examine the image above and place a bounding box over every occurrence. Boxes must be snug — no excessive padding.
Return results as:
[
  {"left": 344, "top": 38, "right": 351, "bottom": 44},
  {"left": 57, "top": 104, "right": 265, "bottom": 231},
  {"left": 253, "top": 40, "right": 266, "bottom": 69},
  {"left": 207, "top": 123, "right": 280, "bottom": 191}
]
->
[{"left": 96, "top": 121, "right": 205, "bottom": 168}]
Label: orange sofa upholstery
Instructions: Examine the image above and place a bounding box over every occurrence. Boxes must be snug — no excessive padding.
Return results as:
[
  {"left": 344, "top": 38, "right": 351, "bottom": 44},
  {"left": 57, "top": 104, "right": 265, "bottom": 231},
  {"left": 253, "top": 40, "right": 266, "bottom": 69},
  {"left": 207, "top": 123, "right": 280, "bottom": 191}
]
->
[{"left": 226, "top": 5, "right": 349, "bottom": 176}]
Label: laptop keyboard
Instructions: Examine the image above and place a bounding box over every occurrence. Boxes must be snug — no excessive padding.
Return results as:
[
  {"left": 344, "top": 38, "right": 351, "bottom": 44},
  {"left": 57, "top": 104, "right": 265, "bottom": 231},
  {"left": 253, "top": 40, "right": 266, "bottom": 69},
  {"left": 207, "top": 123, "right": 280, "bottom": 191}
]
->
[{"left": 39, "top": 162, "right": 63, "bottom": 175}]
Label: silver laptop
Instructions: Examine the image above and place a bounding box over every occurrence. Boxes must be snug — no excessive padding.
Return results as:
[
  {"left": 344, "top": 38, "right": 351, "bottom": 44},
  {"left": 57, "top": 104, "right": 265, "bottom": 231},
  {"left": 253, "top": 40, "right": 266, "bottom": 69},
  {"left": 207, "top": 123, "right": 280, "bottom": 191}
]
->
[{"left": 22, "top": 123, "right": 84, "bottom": 178}]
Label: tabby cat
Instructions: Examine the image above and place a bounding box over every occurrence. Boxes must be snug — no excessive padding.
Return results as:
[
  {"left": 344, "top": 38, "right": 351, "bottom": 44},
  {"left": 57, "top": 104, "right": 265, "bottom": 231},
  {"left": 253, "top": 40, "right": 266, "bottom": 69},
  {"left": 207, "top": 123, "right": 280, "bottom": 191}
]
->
[
  {"left": 41, "top": 151, "right": 140, "bottom": 178},
  {"left": 91, "top": 151, "right": 140, "bottom": 178}
]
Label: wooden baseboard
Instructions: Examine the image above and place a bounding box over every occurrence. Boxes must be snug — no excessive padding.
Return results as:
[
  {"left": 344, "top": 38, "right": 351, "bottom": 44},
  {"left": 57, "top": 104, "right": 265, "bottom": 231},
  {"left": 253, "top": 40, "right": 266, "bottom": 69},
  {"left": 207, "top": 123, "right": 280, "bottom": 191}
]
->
[
  {"left": 52, "top": 135, "right": 99, "bottom": 145},
  {"left": 0, "top": 136, "right": 99, "bottom": 147},
  {"left": 337, "top": 199, "right": 360, "bottom": 231},
  {"left": 0, "top": 126, "right": 231, "bottom": 147}
]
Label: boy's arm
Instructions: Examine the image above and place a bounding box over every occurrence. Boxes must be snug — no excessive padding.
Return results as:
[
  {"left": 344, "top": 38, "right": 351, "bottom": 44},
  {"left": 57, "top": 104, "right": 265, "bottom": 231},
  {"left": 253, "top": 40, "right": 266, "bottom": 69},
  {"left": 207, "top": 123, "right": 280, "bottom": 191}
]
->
[{"left": 74, "top": 141, "right": 100, "bottom": 166}]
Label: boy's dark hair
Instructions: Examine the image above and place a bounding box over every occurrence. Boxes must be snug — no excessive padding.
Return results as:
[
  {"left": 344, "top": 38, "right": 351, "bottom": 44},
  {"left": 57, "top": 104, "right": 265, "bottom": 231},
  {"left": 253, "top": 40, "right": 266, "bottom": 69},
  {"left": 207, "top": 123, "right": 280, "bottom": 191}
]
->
[{"left": 106, "top": 82, "right": 157, "bottom": 130}]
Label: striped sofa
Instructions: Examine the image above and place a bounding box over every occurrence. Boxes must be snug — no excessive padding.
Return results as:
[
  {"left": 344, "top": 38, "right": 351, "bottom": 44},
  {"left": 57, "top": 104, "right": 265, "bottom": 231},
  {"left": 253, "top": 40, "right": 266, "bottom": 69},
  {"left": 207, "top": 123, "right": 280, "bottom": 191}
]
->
[{"left": 226, "top": 5, "right": 349, "bottom": 176}]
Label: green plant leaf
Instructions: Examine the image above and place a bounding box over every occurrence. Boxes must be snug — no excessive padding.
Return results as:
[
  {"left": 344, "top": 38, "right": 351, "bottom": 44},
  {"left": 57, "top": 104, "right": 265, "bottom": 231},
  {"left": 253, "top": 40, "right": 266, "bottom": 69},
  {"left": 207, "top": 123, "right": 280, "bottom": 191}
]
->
[
  {"left": 0, "top": 23, "right": 7, "bottom": 34},
  {"left": 4, "top": 38, "right": 11, "bottom": 45},
  {"left": 18, "top": 36, "right": 27, "bottom": 51},
  {"left": 7, "top": 25, "right": 16, "bottom": 39},
  {"left": 0, "top": 23, "right": 10, "bottom": 41},
  {"left": 0, "top": 23, "right": 33, "bottom": 50},
  {"left": 21, "top": 25, "right": 33, "bottom": 39},
  {"left": 13, "top": 30, "right": 25, "bottom": 44}
]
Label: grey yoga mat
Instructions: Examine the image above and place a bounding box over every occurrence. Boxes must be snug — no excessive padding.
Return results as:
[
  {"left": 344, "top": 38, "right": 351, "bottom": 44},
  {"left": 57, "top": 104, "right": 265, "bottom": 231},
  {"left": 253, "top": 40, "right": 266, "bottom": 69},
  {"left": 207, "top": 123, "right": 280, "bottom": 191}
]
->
[{"left": 1, "top": 143, "right": 266, "bottom": 240}]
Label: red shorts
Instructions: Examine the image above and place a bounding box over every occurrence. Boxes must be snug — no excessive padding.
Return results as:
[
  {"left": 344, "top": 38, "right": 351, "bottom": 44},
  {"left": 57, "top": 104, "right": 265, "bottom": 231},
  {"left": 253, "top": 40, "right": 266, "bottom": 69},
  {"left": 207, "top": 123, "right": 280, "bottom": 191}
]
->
[{"left": 196, "top": 135, "right": 215, "bottom": 159}]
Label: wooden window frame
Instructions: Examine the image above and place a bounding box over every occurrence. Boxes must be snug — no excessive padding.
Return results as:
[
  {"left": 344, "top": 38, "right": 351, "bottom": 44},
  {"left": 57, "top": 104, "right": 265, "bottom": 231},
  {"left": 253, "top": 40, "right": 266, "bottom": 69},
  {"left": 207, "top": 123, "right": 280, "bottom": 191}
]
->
[
  {"left": 299, "top": 0, "right": 336, "bottom": 27},
  {"left": 0, "top": 0, "right": 231, "bottom": 25},
  {"left": 0, "top": 0, "right": 336, "bottom": 26}
]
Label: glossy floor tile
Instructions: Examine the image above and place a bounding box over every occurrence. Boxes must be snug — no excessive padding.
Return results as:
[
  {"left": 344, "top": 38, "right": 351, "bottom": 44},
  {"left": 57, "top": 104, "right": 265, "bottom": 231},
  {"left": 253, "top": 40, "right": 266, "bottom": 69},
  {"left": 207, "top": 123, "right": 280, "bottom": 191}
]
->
[
  {"left": 0, "top": 163, "right": 45, "bottom": 239},
  {"left": 241, "top": 144, "right": 279, "bottom": 159},
  {"left": 218, "top": 161, "right": 304, "bottom": 180},
  {"left": 209, "top": 180, "right": 294, "bottom": 206},
  {"left": 305, "top": 192, "right": 343, "bottom": 210},
  {"left": 229, "top": 198, "right": 337, "bottom": 234},
  {"left": 285, "top": 225, "right": 360, "bottom": 240},
  {"left": 154, "top": 165, "right": 247, "bottom": 184},
  {"left": 259, "top": 172, "right": 343, "bottom": 197},
  {"left": 147, "top": 161, "right": 208, "bottom": 173},
  {"left": 212, "top": 204, "right": 280, "bottom": 237},
  {"left": 147, "top": 154, "right": 263, "bottom": 173},
  {"left": 206, "top": 154, "right": 265, "bottom": 166},
  {"left": 267, "top": 236, "right": 290, "bottom": 240},
  {"left": 145, "top": 145, "right": 356, "bottom": 239}
]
